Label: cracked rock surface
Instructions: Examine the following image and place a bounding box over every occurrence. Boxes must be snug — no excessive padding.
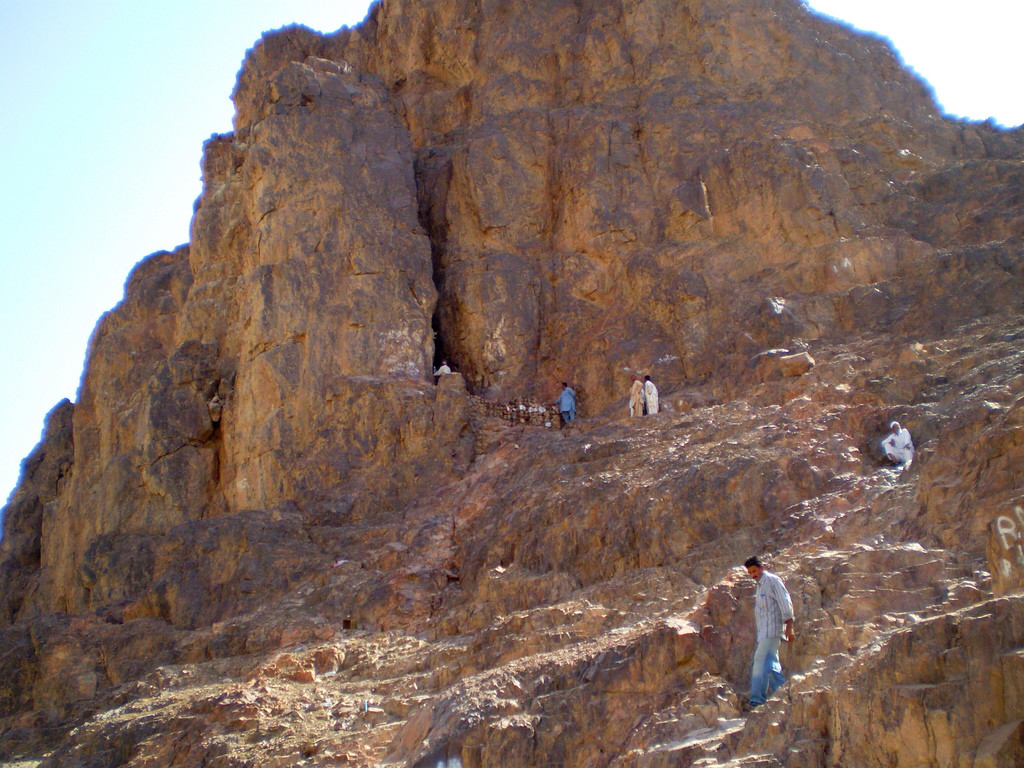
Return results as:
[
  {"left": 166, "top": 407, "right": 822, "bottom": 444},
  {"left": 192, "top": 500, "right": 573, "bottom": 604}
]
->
[{"left": 2, "top": 0, "right": 1023, "bottom": 765}]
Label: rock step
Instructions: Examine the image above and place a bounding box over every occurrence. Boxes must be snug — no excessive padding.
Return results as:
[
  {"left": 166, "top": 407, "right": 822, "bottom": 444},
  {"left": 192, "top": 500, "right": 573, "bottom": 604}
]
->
[
  {"left": 826, "top": 586, "right": 945, "bottom": 624},
  {"left": 613, "top": 718, "right": 746, "bottom": 767},
  {"left": 798, "top": 545, "right": 963, "bottom": 622},
  {"left": 471, "top": 416, "right": 514, "bottom": 457}
]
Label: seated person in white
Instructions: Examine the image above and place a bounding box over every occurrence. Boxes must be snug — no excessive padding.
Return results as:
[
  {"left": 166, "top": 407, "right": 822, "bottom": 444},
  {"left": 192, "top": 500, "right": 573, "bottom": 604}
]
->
[{"left": 880, "top": 420, "right": 914, "bottom": 466}]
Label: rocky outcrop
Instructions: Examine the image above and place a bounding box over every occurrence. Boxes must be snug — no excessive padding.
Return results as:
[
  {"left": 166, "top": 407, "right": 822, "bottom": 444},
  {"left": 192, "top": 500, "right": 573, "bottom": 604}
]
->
[
  {"left": 340, "top": 0, "right": 1018, "bottom": 408},
  {"left": 1, "top": 0, "right": 1023, "bottom": 765},
  {"left": 25, "top": 53, "right": 475, "bottom": 621},
  {"left": 0, "top": 399, "right": 73, "bottom": 623}
]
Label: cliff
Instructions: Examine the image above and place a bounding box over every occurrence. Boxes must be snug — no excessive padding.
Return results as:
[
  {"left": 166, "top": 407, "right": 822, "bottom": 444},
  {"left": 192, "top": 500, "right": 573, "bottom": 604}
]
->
[{"left": 2, "top": 0, "right": 1023, "bottom": 765}]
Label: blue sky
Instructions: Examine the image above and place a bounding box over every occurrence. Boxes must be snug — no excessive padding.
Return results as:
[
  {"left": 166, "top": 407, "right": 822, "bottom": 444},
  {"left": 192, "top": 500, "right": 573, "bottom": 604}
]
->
[{"left": 1, "top": 0, "right": 1022, "bottom": 508}]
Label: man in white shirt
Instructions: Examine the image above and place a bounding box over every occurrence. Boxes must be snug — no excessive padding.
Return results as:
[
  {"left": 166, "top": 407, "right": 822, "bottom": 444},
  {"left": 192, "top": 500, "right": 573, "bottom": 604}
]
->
[{"left": 744, "top": 556, "right": 795, "bottom": 708}]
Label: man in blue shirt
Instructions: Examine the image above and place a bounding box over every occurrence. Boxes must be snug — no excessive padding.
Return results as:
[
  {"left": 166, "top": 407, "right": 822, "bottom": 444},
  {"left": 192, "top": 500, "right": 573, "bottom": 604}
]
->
[
  {"left": 744, "top": 555, "right": 795, "bottom": 708},
  {"left": 556, "top": 382, "right": 576, "bottom": 426}
]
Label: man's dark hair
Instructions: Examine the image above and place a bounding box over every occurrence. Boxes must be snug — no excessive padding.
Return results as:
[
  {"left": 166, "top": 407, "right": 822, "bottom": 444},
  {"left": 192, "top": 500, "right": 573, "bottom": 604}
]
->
[
  {"left": 644, "top": 375, "right": 651, "bottom": 381},
  {"left": 562, "top": 382, "right": 568, "bottom": 387},
  {"left": 744, "top": 556, "right": 762, "bottom": 569}
]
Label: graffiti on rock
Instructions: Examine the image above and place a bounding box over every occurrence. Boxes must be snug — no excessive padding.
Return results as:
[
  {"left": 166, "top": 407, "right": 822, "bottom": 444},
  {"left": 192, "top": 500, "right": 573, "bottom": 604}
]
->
[{"left": 994, "top": 506, "right": 1024, "bottom": 577}]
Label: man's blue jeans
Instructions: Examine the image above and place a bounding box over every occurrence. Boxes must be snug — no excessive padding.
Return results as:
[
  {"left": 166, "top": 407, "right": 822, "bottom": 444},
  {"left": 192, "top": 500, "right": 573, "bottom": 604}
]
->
[{"left": 749, "top": 635, "right": 785, "bottom": 706}]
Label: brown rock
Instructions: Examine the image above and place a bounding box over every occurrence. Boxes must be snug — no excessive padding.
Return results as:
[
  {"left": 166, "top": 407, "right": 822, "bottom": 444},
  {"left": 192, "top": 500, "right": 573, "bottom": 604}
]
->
[
  {"left": 780, "top": 351, "right": 816, "bottom": 377},
  {"left": 1, "top": 0, "right": 1023, "bottom": 766},
  {"left": 0, "top": 399, "right": 73, "bottom": 624},
  {"left": 436, "top": 371, "right": 466, "bottom": 391}
]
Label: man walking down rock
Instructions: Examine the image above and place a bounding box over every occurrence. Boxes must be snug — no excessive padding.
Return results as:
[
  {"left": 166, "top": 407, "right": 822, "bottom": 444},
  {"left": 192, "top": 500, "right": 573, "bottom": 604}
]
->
[{"left": 744, "top": 556, "right": 795, "bottom": 709}]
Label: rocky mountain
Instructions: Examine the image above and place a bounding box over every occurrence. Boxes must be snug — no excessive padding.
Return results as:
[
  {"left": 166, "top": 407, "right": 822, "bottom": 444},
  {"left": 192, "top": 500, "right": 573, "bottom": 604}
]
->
[{"left": 2, "top": 0, "right": 1023, "bottom": 765}]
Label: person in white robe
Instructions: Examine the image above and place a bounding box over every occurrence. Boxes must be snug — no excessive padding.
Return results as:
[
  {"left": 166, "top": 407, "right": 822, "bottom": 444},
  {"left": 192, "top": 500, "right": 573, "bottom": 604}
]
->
[
  {"left": 643, "top": 375, "right": 659, "bottom": 415},
  {"left": 629, "top": 376, "right": 644, "bottom": 417},
  {"left": 880, "top": 420, "right": 914, "bottom": 466}
]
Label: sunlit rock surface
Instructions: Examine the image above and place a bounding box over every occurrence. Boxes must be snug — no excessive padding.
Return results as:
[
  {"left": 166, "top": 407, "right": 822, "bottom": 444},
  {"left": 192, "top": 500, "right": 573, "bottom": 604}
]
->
[{"left": 1, "top": 0, "right": 1022, "bottom": 765}]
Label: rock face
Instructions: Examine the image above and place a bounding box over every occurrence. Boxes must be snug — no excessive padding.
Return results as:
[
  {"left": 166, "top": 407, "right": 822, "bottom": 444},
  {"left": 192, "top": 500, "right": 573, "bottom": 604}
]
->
[{"left": 1, "top": 0, "right": 1023, "bottom": 765}]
